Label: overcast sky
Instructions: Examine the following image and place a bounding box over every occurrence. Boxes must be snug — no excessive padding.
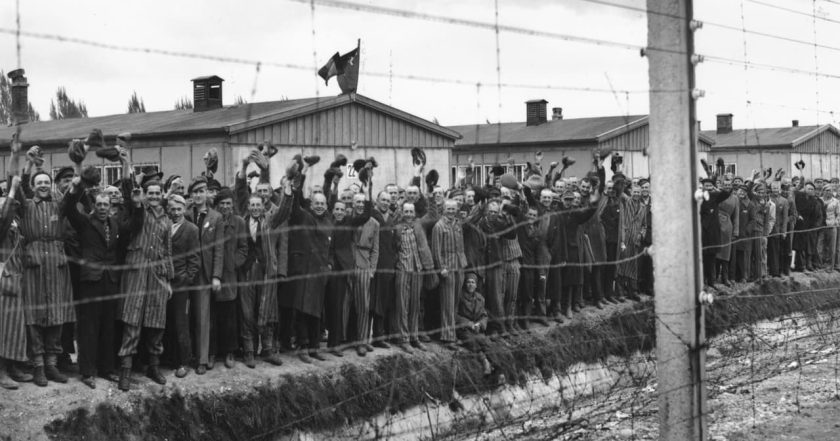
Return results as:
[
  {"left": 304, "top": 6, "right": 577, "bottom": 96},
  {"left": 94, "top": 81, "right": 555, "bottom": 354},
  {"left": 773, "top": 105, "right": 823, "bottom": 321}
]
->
[{"left": 0, "top": 0, "right": 837, "bottom": 131}]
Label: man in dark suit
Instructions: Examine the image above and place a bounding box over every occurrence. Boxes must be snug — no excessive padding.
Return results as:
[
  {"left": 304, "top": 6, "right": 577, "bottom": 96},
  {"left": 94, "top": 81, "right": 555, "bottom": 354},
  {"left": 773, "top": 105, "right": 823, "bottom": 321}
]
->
[
  {"left": 370, "top": 190, "right": 398, "bottom": 349},
  {"left": 165, "top": 194, "right": 199, "bottom": 378},
  {"left": 63, "top": 173, "right": 142, "bottom": 389},
  {"left": 186, "top": 177, "right": 224, "bottom": 374}
]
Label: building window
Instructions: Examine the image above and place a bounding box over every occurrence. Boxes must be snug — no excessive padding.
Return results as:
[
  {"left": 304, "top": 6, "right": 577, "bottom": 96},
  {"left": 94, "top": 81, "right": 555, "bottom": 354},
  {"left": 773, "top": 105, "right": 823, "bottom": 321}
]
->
[
  {"left": 451, "top": 165, "right": 483, "bottom": 186},
  {"left": 133, "top": 163, "right": 160, "bottom": 176},
  {"left": 724, "top": 163, "right": 736, "bottom": 176},
  {"left": 103, "top": 165, "right": 123, "bottom": 186}
]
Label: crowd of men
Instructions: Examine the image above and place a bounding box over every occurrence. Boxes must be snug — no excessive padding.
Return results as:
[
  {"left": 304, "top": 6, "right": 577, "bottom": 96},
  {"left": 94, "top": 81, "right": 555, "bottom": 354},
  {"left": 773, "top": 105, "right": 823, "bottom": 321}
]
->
[
  {"left": 0, "top": 130, "right": 659, "bottom": 392},
  {"left": 700, "top": 160, "right": 840, "bottom": 288}
]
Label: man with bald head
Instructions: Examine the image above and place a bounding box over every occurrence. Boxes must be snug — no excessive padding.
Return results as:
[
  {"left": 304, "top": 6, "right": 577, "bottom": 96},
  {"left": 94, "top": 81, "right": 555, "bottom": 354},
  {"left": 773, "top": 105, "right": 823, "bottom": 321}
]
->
[
  {"left": 350, "top": 192, "right": 379, "bottom": 356},
  {"left": 370, "top": 189, "right": 399, "bottom": 348},
  {"left": 394, "top": 202, "right": 434, "bottom": 352}
]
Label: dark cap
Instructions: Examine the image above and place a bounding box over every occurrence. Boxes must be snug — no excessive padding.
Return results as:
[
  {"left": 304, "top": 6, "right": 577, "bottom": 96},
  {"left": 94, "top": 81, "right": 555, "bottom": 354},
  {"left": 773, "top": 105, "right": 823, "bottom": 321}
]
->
[
  {"left": 188, "top": 176, "right": 208, "bottom": 194},
  {"left": 55, "top": 166, "right": 75, "bottom": 182}
]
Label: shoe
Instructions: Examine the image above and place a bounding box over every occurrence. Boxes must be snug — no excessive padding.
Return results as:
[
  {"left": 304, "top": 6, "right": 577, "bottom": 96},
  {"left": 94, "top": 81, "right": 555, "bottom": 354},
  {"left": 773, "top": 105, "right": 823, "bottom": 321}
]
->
[
  {"left": 396, "top": 343, "right": 413, "bottom": 354},
  {"left": 572, "top": 304, "right": 581, "bottom": 313},
  {"left": 328, "top": 348, "right": 344, "bottom": 357},
  {"left": 81, "top": 376, "right": 96, "bottom": 389},
  {"left": 244, "top": 352, "right": 256, "bottom": 369},
  {"left": 0, "top": 372, "right": 18, "bottom": 390},
  {"left": 147, "top": 366, "right": 166, "bottom": 385},
  {"left": 418, "top": 334, "right": 431, "bottom": 343},
  {"left": 410, "top": 340, "right": 426, "bottom": 351},
  {"left": 196, "top": 365, "right": 207, "bottom": 375},
  {"left": 100, "top": 372, "right": 120, "bottom": 383},
  {"left": 118, "top": 368, "right": 131, "bottom": 392},
  {"left": 364, "top": 344, "right": 375, "bottom": 352},
  {"left": 310, "top": 351, "right": 327, "bottom": 361},
  {"left": 552, "top": 314, "right": 565, "bottom": 324},
  {"left": 207, "top": 355, "right": 216, "bottom": 370},
  {"left": 606, "top": 297, "right": 619, "bottom": 304},
  {"left": 355, "top": 345, "right": 367, "bottom": 357},
  {"left": 175, "top": 367, "right": 188, "bottom": 378},
  {"left": 8, "top": 364, "right": 32, "bottom": 383},
  {"left": 595, "top": 301, "right": 605, "bottom": 310},
  {"left": 224, "top": 353, "right": 235, "bottom": 369},
  {"left": 264, "top": 352, "right": 284, "bottom": 366},
  {"left": 371, "top": 341, "right": 390, "bottom": 349},
  {"left": 443, "top": 342, "right": 459, "bottom": 351},
  {"left": 627, "top": 293, "right": 642, "bottom": 302},
  {"left": 44, "top": 365, "right": 68, "bottom": 383},
  {"left": 298, "top": 352, "right": 313, "bottom": 364}
]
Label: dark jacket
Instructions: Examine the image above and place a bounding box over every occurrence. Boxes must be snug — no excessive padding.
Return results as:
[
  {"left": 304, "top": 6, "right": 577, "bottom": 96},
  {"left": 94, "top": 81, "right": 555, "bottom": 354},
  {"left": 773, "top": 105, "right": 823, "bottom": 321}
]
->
[
  {"left": 186, "top": 207, "right": 225, "bottom": 285},
  {"left": 61, "top": 187, "right": 142, "bottom": 284},
  {"left": 220, "top": 213, "right": 248, "bottom": 302},
  {"left": 171, "top": 221, "right": 200, "bottom": 287}
]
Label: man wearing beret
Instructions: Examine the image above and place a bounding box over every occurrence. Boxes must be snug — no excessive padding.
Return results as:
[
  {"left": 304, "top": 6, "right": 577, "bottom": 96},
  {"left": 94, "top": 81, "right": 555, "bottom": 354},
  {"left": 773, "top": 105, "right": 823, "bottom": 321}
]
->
[{"left": 186, "top": 176, "right": 225, "bottom": 374}]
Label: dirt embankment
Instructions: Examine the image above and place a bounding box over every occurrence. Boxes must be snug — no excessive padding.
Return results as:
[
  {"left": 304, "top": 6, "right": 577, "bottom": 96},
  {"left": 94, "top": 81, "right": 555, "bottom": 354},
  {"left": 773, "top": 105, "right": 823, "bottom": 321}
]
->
[{"left": 4, "top": 271, "right": 840, "bottom": 440}]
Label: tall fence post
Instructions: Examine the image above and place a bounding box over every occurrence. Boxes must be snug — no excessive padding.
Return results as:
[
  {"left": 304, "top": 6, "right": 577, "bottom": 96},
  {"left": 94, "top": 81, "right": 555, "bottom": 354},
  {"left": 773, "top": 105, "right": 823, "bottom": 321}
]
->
[{"left": 646, "top": 0, "right": 707, "bottom": 439}]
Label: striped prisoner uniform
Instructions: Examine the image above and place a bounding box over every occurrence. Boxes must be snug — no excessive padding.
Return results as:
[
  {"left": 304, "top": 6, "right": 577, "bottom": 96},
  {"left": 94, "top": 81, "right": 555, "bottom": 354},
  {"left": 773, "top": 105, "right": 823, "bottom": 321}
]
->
[
  {"left": 431, "top": 216, "right": 467, "bottom": 343},
  {"left": 395, "top": 220, "right": 434, "bottom": 343}
]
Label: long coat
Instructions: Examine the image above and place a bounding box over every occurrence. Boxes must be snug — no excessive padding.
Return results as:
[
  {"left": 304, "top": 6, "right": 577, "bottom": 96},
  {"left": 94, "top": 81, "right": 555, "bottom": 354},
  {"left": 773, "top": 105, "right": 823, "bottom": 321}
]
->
[
  {"left": 371, "top": 208, "right": 398, "bottom": 316},
  {"left": 16, "top": 192, "right": 75, "bottom": 327},
  {"left": 547, "top": 205, "right": 597, "bottom": 287},
  {"left": 700, "top": 190, "right": 733, "bottom": 252},
  {"left": 288, "top": 191, "right": 331, "bottom": 318},
  {"left": 120, "top": 206, "right": 174, "bottom": 329},
  {"left": 242, "top": 198, "right": 293, "bottom": 325},
  {"left": 0, "top": 197, "right": 26, "bottom": 361},
  {"left": 219, "top": 214, "right": 248, "bottom": 302},
  {"left": 715, "top": 193, "right": 740, "bottom": 262}
]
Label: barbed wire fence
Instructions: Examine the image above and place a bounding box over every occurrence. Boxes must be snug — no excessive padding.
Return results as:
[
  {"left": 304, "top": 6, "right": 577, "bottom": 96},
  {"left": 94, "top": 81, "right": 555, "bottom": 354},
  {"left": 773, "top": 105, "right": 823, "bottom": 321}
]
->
[{"left": 2, "top": 0, "right": 840, "bottom": 440}]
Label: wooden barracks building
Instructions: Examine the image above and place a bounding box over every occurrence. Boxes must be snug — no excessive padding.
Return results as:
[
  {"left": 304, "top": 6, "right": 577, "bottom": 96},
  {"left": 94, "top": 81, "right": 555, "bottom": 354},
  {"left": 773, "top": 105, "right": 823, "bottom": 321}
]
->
[
  {"left": 447, "top": 99, "right": 715, "bottom": 183},
  {"left": 0, "top": 73, "right": 461, "bottom": 192},
  {"left": 701, "top": 113, "right": 840, "bottom": 180}
]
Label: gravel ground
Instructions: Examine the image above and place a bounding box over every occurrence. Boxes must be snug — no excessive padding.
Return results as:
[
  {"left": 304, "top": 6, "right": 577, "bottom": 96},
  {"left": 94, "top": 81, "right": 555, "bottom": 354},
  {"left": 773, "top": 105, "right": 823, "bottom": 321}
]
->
[{"left": 443, "top": 311, "right": 840, "bottom": 441}]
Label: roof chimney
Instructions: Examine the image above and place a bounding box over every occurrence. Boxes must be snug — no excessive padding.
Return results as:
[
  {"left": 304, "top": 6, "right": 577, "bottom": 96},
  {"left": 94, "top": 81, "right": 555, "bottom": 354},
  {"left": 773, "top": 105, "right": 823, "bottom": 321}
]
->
[
  {"left": 7, "top": 69, "right": 29, "bottom": 125},
  {"left": 526, "top": 99, "right": 548, "bottom": 126},
  {"left": 551, "top": 107, "right": 563, "bottom": 121},
  {"left": 191, "top": 75, "right": 224, "bottom": 112},
  {"left": 716, "top": 113, "right": 733, "bottom": 134},
  {"left": 792, "top": 119, "right": 799, "bottom": 127}
]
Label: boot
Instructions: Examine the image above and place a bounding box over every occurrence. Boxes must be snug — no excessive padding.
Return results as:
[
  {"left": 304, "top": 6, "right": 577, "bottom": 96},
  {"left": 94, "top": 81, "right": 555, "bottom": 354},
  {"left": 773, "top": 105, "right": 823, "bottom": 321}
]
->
[
  {"left": 146, "top": 365, "right": 166, "bottom": 385},
  {"left": 33, "top": 366, "right": 47, "bottom": 387},
  {"left": 118, "top": 367, "right": 131, "bottom": 392},
  {"left": 244, "top": 352, "right": 256, "bottom": 369},
  {"left": 264, "top": 350, "right": 284, "bottom": 366},
  {"left": 44, "top": 365, "right": 68, "bottom": 383}
]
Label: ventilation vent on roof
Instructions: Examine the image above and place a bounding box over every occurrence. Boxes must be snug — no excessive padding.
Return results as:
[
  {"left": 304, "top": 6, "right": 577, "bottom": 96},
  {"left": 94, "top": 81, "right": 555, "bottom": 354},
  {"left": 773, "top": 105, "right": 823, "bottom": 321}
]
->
[
  {"left": 792, "top": 120, "right": 799, "bottom": 127},
  {"left": 552, "top": 107, "right": 563, "bottom": 121},
  {"left": 192, "top": 76, "right": 224, "bottom": 112},
  {"left": 526, "top": 99, "right": 548, "bottom": 126}
]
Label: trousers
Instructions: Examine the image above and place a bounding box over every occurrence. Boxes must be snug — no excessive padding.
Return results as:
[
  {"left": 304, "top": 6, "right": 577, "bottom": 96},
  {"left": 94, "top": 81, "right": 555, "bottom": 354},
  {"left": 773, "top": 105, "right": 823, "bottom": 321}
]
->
[
  {"left": 77, "top": 280, "right": 117, "bottom": 377},
  {"left": 395, "top": 271, "right": 422, "bottom": 343},
  {"left": 118, "top": 324, "right": 164, "bottom": 368},
  {"left": 27, "top": 324, "right": 62, "bottom": 366},
  {"left": 438, "top": 269, "right": 463, "bottom": 343}
]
